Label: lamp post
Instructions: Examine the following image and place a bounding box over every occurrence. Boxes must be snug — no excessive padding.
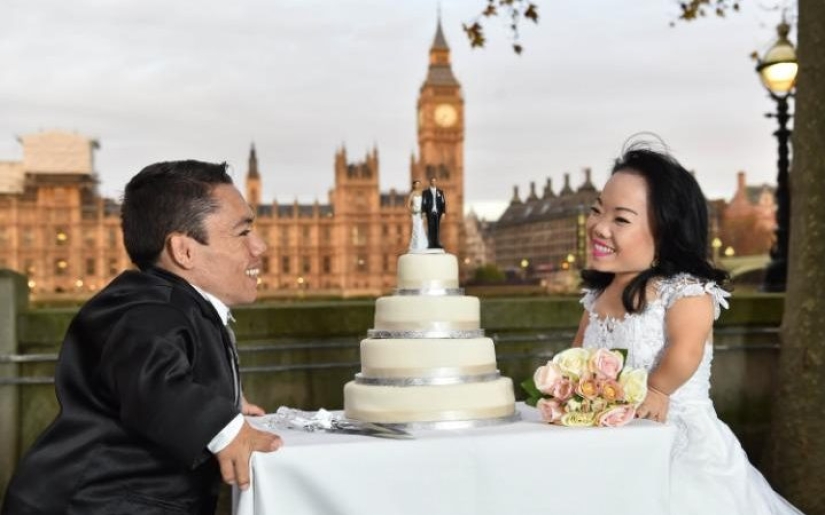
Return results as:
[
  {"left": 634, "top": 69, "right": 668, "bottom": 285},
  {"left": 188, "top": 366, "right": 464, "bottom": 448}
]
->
[{"left": 756, "top": 19, "right": 798, "bottom": 292}]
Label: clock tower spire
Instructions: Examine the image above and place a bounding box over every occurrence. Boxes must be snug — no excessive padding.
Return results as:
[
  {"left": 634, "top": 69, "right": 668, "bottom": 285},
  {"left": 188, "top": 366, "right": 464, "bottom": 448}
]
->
[{"left": 413, "top": 18, "right": 465, "bottom": 257}]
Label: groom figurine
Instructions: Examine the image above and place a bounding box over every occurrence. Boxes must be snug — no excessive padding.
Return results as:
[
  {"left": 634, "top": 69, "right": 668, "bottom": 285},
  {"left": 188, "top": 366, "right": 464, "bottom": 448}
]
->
[{"left": 421, "top": 176, "right": 446, "bottom": 249}]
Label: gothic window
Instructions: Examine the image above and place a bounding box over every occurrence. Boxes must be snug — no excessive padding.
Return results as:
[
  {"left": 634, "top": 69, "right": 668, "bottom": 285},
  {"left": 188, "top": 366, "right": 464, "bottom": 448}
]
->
[
  {"left": 302, "top": 256, "right": 311, "bottom": 273},
  {"left": 438, "top": 164, "right": 450, "bottom": 179},
  {"left": 282, "top": 256, "right": 291, "bottom": 274},
  {"left": 56, "top": 228, "right": 68, "bottom": 246},
  {"left": 85, "top": 258, "right": 96, "bottom": 276},
  {"left": 323, "top": 256, "right": 332, "bottom": 273},
  {"left": 356, "top": 256, "right": 367, "bottom": 273},
  {"left": 55, "top": 258, "right": 68, "bottom": 276},
  {"left": 108, "top": 258, "right": 119, "bottom": 276}
]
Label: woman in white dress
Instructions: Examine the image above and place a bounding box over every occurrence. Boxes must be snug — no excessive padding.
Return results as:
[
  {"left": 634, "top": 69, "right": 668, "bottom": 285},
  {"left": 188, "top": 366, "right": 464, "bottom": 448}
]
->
[
  {"left": 408, "top": 180, "right": 427, "bottom": 252},
  {"left": 573, "top": 146, "right": 804, "bottom": 515}
]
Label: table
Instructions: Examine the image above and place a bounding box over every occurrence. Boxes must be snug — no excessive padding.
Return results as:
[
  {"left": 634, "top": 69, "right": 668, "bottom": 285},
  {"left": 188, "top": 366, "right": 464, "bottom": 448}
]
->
[{"left": 234, "top": 404, "right": 675, "bottom": 515}]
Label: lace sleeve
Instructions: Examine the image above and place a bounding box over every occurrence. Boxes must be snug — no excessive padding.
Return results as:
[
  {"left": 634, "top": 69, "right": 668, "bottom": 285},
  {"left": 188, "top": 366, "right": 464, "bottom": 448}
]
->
[
  {"left": 580, "top": 288, "right": 598, "bottom": 313},
  {"left": 659, "top": 274, "right": 730, "bottom": 320}
]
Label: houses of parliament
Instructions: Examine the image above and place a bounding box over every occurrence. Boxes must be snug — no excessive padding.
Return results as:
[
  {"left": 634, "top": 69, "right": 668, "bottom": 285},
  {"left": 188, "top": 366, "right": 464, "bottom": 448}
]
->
[
  {"left": 0, "top": 20, "right": 776, "bottom": 299},
  {"left": 0, "top": 22, "right": 468, "bottom": 298}
]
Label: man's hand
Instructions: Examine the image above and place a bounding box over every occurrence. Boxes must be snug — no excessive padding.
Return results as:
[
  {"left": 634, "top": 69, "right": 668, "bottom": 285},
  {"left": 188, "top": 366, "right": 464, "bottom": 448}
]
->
[
  {"left": 216, "top": 421, "right": 282, "bottom": 491},
  {"left": 241, "top": 395, "right": 265, "bottom": 416}
]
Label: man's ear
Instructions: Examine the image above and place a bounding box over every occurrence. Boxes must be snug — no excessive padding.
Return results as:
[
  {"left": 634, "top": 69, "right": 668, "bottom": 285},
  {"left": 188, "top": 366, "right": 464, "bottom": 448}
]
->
[{"left": 166, "top": 233, "right": 197, "bottom": 270}]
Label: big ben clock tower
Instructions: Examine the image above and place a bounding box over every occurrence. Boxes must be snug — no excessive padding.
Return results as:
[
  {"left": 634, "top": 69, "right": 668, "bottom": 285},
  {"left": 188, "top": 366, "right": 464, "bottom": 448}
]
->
[{"left": 412, "top": 19, "right": 465, "bottom": 257}]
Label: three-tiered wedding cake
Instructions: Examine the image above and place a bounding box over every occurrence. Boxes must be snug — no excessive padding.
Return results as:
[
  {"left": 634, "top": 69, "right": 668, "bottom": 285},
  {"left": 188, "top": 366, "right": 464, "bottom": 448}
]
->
[{"left": 343, "top": 252, "right": 517, "bottom": 427}]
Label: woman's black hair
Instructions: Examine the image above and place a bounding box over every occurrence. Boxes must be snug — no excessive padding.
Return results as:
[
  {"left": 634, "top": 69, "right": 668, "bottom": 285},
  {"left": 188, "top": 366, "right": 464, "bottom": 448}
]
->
[{"left": 581, "top": 143, "right": 729, "bottom": 313}]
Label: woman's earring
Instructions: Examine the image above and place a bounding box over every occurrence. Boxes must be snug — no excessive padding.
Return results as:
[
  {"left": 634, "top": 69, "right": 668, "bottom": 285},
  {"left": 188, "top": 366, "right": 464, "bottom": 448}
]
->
[{"left": 650, "top": 258, "right": 659, "bottom": 269}]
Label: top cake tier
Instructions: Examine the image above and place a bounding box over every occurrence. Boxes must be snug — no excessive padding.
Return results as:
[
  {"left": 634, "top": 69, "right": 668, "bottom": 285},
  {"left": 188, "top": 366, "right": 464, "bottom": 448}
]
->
[{"left": 397, "top": 252, "right": 459, "bottom": 291}]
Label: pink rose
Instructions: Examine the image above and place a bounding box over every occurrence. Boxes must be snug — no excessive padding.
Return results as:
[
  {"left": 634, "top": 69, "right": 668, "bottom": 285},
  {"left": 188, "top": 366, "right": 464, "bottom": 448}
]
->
[
  {"left": 551, "top": 377, "right": 575, "bottom": 401},
  {"left": 599, "top": 379, "right": 624, "bottom": 403},
  {"left": 537, "top": 398, "right": 565, "bottom": 423},
  {"left": 589, "top": 348, "right": 624, "bottom": 380},
  {"left": 534, "top": 362, "right": 564, "bottom": 395},
  {"left": 597, "top": 405, "right": 636, "bottom": 427}
]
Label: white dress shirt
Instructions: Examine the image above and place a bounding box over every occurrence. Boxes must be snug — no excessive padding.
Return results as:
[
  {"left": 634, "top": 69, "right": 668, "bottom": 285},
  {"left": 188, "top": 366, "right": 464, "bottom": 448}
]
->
[{"left": 190, "top": 285, "right": 245, "bottom": 454}]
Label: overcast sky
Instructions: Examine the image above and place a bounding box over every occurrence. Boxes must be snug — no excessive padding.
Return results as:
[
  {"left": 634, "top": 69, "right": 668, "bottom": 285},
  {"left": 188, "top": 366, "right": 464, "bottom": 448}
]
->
[{"left": 0, "top": 0, "right": 792, "bottom": 219}]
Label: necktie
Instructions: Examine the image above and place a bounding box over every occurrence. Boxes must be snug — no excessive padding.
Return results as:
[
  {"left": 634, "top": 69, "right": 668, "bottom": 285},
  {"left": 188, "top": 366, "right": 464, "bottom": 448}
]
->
[{"left": 225, "top": 324, "right": 241, "bottom": 409}]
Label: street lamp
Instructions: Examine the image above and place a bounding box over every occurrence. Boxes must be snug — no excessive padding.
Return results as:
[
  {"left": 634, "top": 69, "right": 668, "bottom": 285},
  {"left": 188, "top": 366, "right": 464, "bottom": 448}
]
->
[
  {"left": 711, "top": 237, "right": 722, "bottom": 263},
  {"left": 756, "top": 18, "right": 798, "bottom": 292}
]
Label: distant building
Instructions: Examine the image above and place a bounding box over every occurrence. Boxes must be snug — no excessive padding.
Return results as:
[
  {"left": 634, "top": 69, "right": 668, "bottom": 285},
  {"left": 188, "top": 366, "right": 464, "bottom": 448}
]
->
[
  {"left": 720, "top": 171, "right": 775, "bottom": 256},
  {"left": 0, "top": 131, "right": 126, "bottom": 295},
  {"left": 0, "top": 21, "right": 468, "bottom": 299},
  {"left": 493, "top": 169, "right": 598, "bottom": 282},
  {"left": 463, "top": 209, "right": 495, "bottom": 272}
]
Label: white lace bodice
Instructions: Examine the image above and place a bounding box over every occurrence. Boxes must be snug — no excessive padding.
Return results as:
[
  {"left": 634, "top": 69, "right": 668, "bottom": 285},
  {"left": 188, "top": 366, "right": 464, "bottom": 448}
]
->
[
  {"left": 581, "top": 274, "right": 729, "bottom": 406},
  {"left": 411, "top": 195, "right": 422, "bottom": 214}
]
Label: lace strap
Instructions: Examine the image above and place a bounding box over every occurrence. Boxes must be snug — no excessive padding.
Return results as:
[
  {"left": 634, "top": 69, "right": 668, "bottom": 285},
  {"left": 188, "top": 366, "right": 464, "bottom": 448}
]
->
[
  {"left": 580, "top": 288, "right": 597, "bottom": 312},
  {"left": 659, "top": 274, "right": 730, "bottom": 320}
]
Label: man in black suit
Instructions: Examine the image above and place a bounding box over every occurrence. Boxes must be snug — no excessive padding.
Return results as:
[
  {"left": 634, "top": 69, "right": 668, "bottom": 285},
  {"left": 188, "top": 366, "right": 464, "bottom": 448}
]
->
[
  {"left": 2, "top": 161, "right": 281, "bottom": 515},
  {"left": 421, "top": 176, "right": 446, "bottom": 249}
]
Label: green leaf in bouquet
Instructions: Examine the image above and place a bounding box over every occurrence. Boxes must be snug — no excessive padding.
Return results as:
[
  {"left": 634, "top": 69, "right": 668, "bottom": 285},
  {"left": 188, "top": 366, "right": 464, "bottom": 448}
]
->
[
  {"left": 521, "top": 377, "right": 541, "bottom": 398},
  {"left": 612, "top": 348, "right": 629, "bottom": 361}
]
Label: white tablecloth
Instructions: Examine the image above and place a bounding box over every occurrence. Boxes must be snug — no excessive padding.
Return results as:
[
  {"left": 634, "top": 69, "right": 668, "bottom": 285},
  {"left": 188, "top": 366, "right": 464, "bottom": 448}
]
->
[{"left": 234, "top": 404, "right": 675, "bottom": 515}]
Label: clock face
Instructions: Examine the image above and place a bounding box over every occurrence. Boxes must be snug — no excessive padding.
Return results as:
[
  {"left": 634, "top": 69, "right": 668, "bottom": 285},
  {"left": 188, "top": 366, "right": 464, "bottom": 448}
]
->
[{"left": 434, "top": 103, "right": 458, "bottom": 127}]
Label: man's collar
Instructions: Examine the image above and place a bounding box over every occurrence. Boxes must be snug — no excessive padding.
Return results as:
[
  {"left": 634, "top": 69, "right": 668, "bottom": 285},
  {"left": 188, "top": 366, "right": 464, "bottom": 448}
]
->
[{"left": 190, "top": 284, "right": 232, "bottom": 325}]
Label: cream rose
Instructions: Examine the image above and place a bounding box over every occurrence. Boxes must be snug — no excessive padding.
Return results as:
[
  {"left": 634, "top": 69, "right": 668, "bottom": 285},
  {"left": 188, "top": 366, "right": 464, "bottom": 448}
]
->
[
  {"left": 619, "top": 368, "right": 648, "bottom": 406},
  {"left": 560, "top": 411, "right": 596, "bottom": 427},
  {"left": 552, "top": 348, "right": 591, "bottom": 380},
  {"left": 533, "top": 361, "right": 564, "bottom": 395},
  {"left": 589, "top": 348, "right": 624, "bottom": 380}
]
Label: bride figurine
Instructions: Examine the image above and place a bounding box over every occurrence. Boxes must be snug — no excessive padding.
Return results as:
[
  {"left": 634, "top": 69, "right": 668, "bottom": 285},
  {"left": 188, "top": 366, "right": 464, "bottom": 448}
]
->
[
  {"left": 574, "top": 145, "right": 804, "bottom": 515},
  {"left": 408, "top": 180, "right": 427, "bottom": 252}
]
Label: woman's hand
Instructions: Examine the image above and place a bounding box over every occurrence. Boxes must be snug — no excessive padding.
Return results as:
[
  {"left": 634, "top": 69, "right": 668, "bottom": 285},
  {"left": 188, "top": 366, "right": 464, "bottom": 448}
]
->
[{"left": 636, "top": 386, "right": 669, "bottom": 423}]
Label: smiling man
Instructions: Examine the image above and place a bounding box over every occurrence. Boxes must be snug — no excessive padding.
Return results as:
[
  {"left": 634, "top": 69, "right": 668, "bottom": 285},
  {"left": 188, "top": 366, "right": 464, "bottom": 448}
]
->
[{"left": 2, "top": 161, "right": 281, "bottom": 515}]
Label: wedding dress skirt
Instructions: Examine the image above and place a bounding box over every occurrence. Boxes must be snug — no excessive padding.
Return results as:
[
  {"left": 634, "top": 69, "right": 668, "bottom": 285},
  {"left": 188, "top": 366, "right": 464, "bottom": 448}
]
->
[
  {"left": 582, "top": 275, "right": 804, "bottom": 515},
  {"left": 409, "top": 196, "right": 427, "bottom": 252}
]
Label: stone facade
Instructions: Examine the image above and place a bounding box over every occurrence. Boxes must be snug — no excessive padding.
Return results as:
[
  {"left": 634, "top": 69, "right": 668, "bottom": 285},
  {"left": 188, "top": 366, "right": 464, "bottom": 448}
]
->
[
  {"left": 0, "top": 22, "right": 466, "bottom": 298},
  {"left": 0, "top": 131, "right": 126, "bottom": 296},
  {"left": 493, "top": 170, "right": 598, "bottom": 284}
]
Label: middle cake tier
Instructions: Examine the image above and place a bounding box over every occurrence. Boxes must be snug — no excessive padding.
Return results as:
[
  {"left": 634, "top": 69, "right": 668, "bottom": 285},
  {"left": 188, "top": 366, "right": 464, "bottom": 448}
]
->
[
  {"left": 373, "top": 295, "right": 479, "bottom": 331},
  {"left": 358, "top": 337, "right": 497, "bottom": 381}
]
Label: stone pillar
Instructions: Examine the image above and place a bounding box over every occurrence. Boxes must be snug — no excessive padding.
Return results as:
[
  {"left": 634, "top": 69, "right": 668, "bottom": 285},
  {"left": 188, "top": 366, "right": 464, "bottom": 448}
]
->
[{"left": 0, "top": 270, "right": 28, "bottom": 493}]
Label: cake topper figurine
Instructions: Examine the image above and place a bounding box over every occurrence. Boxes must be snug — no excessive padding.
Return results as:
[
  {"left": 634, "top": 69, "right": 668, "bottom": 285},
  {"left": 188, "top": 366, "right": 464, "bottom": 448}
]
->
[
  {"left": 408, "top": 180, "right": 428, "bottom": 252},
  {"left": 421, "top": 176, "right": 446, "bottom": 249}
]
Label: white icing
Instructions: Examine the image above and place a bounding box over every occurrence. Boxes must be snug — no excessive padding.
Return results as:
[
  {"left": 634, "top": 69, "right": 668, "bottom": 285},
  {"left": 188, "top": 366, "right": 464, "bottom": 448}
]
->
[
  {"left": 344, "top": 252, "right": 516, "bottom": 425},
  {"left": 374, "top": 296, "right": 479, "bottom": 330},
  {"left": 359, "top": 338, "right": 497, "bottom": 377},
  {"left": 343, "top": 378, "right": 516, "bottom": 423},
  {"left": 397, "top": 253, "right": 458, "bottom": 289}
]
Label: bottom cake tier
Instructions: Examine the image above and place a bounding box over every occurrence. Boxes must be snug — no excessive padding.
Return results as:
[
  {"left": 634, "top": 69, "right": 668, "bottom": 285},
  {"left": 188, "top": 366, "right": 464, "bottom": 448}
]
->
[{"left": 343, "top": 377, "right": 516, "bottom": 424}]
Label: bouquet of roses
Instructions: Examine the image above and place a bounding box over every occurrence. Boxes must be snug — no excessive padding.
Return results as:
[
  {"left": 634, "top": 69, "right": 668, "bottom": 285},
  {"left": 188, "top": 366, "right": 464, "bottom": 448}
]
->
[{"left": 522, "top": 347, "right": 648, "bottom": 427}]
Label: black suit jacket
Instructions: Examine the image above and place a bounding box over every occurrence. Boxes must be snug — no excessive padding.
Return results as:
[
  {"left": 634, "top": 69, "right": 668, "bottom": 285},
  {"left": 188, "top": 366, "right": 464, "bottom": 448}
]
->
[
  {"left": 421, "top": 187, "right": 446, "bottom": 216},
  {"left": 2, "top": 268, "right": 240, "bottom": 515}
]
